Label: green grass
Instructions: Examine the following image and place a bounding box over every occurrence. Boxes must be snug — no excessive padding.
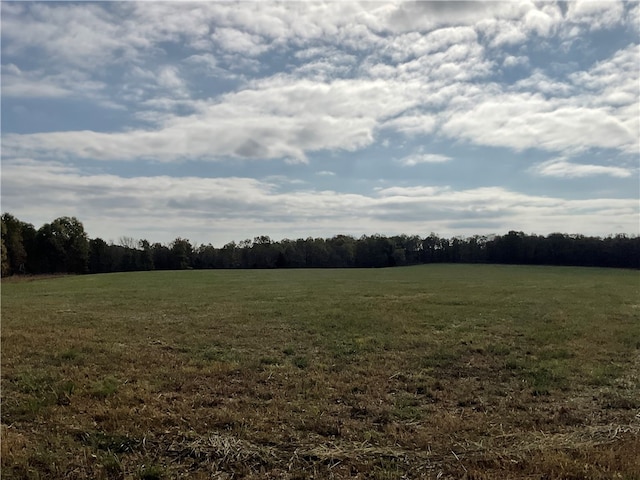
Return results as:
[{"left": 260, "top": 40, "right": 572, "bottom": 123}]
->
[{"left": 2, "top": 264, "right": 639, "bottom": 479}]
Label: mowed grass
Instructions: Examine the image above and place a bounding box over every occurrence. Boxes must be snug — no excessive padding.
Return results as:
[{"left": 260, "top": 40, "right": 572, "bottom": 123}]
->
[{"left": 1, "top": 264, "right": 639, "bottom": 479}]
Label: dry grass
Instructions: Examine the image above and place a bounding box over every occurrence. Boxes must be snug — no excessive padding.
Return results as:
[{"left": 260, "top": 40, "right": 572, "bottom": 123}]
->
[{"left": 2, "top": 265, "right": 639, "bottom": 479}]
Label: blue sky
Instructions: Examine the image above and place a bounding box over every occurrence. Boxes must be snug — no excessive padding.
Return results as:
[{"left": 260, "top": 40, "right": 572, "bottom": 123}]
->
[{"left": 1, "top": 1, "right": 638, "bottom": 246}]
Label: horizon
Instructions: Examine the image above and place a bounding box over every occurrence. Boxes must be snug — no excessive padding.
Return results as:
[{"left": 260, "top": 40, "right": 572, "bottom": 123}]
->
[{"left": 3, "top": 210, "right": 637, "bottom": 250}]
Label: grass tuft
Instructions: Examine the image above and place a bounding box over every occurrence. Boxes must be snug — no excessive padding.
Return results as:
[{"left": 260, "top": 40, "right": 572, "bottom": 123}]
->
[{"left": 90, "top": 377, "right": 119, "bottom": 399}]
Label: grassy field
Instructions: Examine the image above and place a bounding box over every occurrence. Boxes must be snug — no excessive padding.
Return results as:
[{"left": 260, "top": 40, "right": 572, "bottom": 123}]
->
[{"left": 1, "top": 264, "right": 639, "bottom": 479}]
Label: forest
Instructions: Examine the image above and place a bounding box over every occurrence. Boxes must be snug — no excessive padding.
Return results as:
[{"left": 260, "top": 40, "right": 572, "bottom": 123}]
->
[{"left": 1, "top": 212, "right": 638, "bottom": 276}]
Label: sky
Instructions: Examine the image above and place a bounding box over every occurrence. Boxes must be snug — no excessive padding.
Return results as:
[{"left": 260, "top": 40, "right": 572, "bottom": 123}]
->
[{"left": 1, "top": 1, "right": 639, "bottom": 246}]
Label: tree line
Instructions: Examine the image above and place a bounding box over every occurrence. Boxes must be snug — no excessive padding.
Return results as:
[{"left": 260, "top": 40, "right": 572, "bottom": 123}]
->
[{"left": 2, "top": 212, "right": 638, "bottom": 276}]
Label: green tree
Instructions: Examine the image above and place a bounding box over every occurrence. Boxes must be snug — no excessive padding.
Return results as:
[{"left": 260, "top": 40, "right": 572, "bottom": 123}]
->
[
  {"left": 89, "top": 238, "right": 114, "bottom": 273},
  {"left": 193, "top": 243, "right": 217, "bottom": 269},
  {"left": 37, "top": 217, "right": 89, "bottom": 273},
  {"left": 304, "top": 238, "right": 329, "bottom": 267},
  {"left": 170, "top": 237, "right": 193, "bottom": 269},
  {"left": 327, "top": 235, "right": 356, "bottom": 267},
  {"left": 356, "top": 235, "right": 393, "bottom": 267},
  {"left": 138, "top": 239, "right": 155, "bottom": 270},
  {"left": 218, "top": 241, "right": 240, "bottom": 268},
  {"left": 421, "top": 234, "right": 440, "bottom": 263},
  {"left": 1, "top": 220, "right": 9, "bottom": 276},
  {"left": 1, "top": 213, "right": 31, "bottom": 274}
]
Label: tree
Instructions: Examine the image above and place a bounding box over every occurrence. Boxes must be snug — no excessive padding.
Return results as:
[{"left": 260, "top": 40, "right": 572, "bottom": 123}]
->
[
  {"left": 138, "top": 239, "right": 155, "bottom": 270},
  {"left": 151, "top": 243, "right": 173, "bottom": 270},
  {"left": 218, "top": 241, "right": 240, "bottom": 268},
  {"left": 1, "top": 220, "right": 9, "bottom": 276},
  {"left": 170, "top": 237, "right": 193, "bottom": 269},
  {"left": 1, "top": 213, "right": 31, "bottom": 274},
  {"left": 193, "top": 243, "right": 217, "bottom": 269},
  {"left": 356, "top": 234, "right": 393, "bottom": 267},
  {"left": 421, "top": 234, "right": 440, "bottom": 263},
  {"left": 327, "top": 235, "right": 356, "bottom": 267},
  {"left": 392, "top": 234, "right": 421, "bottom": 265},
  {"left": 305, "top": 238, "right": 329, "bottom": 267},
  {"left": 248, "top": 236, "right": 283, "bottom": 268},
  {"left": 89, "top": 238, "right": 112, "bottom": 273},
  {"left": 56, "top": 217, "right": 89, "bottom": 273},
  {"left": 37, "top": 217, "right": 89, "bottom": 273}
]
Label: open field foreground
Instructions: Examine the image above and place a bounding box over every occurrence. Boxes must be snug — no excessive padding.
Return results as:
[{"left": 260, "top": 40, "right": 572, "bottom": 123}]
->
[{"left": 2, "top": 265, "right": 639, "bottom": 479}]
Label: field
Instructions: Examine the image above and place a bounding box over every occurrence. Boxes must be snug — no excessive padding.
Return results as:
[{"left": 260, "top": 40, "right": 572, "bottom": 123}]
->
[{"left": 1, "top": 264, "right": 639, "bottom": 479}]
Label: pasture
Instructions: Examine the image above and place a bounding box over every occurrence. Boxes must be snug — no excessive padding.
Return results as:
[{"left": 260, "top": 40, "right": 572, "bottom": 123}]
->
[{"left": 1, "top": 264, "right": 639, "bottom": 479}]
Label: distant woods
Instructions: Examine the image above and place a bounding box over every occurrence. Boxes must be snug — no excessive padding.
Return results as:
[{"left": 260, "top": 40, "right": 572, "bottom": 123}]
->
[{"left": 1, "top": 212, "right": 638, "bottom": 276}]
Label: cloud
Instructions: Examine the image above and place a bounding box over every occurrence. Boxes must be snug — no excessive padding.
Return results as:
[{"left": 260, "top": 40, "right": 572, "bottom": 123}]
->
[
  {"left": 0, "top": 3, "right": 143, "bottom": 68},
  {"left": 512, "top": 70, "right": 573, "bottom": 96},
  {"left": 398, "top": 153, "right": 453, "bottom": 166},
  {"left": 568, "top": 44, "right": 639, "bottom": 109},
  {"left": 441, "top": 93, "right": 635, "bottom": 154},
  {"left": 211, "top": 27, "right": 269, "bottom": 56},
  {"left": 503, "top": 55, "right": 529, "bottom": 68},
  {"left": 383, "top": 26, "right": 478, "bottom": 61},
  {"left": 566, "top": 0, "right": 625, "bottom": 31},
  {"left": 184, "top": 53, "right": 218, "bottom": 70},
  {"left": 1, "top": 63, "right": 108, "bottom": 100},
  {"left": 381, "top": 114, "right": 438, "bottom": 136},
  {"left": 0, "top": 3, "right": 566, "bottom": 76},
  {"left": 532, "top": 159, "right": 634, "bottom": 178},
  {"left": 3, "top": 75, "right": 429, "bottom": 162},
  {"left": 4, "top": 35, "right": 636, "bottom": 163},
  {"left": 523, "top": 4, "right": 562, "bottom": 37},
  {"left": 2, "top": 70, "right": 72, "bottom": 98},
  {"left": 157, "top": 66, "right": 186, "bottom": 90},
  {"left": 385, "top": 1, "right": 534, "bottom": 33},
  {"left": 375, "top": 186, "right": 449, "bottom": 197},
  {"left": 3, "top": 160, "right": 637, "bottom": 244},
  {"left": 478, "top": 18, "right": 528, "bottom": 48}
]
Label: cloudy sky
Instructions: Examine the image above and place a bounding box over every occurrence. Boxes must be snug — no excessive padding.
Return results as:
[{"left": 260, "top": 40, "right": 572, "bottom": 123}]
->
[{"left": 1, "top": 1, "right": 638, "bottom": 246}]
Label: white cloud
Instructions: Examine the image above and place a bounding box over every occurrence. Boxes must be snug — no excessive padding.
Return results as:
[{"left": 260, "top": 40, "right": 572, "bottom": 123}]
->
[
  {"left": 568, "top": 44, "right": 639, "bottom": 112},
  {"left": 3, "top": 160, "right": 637, "bottom": 244},
  {"left": 5, "top": 31, "right": 636, "bottom": 163},
  {"left": 0, "top": 2, "right": 567, "bottom": 73},
  {"left": 291, "top": 52, "right": 356, "bottom": 80},
  {"left": 523, "top": 5, "right": 562, "bottom": 37},
  {"left": 442, "top": 96, "right": 635, "bottom": 154},
  {"left": 381, "top": 114, "right": 438, "bottom": 136},
  {"left": 629, "top": 3, "right": 640, "bottom": 28},
  {"left": 1, "top": 64, "right": 107, "bottom": 99},
  {"left": 185, "top": 53, "right": 217, "bottom": 69},
  {"left": 157, "top": 66, "right": 185, "bottom": 90},
  {"left": 532, "top": 159, "right": 634, "bottom": 178},
  {"left": 316, "top": 170, "right": 336, "bottom": 176},
  {"left": 2, "top": 69, "right": 72, "bottom": 98},
  {"left": 2, "top": 76, "right": 430, "bottom": 162},
  {"left": 384, "top": 2, "right": 534, "bottom": 33},
  {"left": 441, "top": 42, "right": 639, "bottom": 156},
  {"left": 478, "top": 18, "right": 528, "bottom": 48},
  {"left": 376, "top": 186, "right": 450, "bottom": 197},
  {"left": 398, "top": 153, "right": 452, "bottom": 166},
  {"left": 503, "top": 55, "right": 529, "bottom": 68},
  {"left": 384, "top": 26, "right": 478, "bottom": 61},
  {"left": 513, "top": 70, "right": 573, "bottom": 96},
  {"left": 1, "top": 3, "right": 144, "bottom": 67},
  {"left": 566, "top": 0, "right": 625, "bottom": 31},
  {"left": 211, "top": 27, "right": 269, "bottom": 56},
  {"left": 1, "top": 101, "right": 378, "bottom": 164}
]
